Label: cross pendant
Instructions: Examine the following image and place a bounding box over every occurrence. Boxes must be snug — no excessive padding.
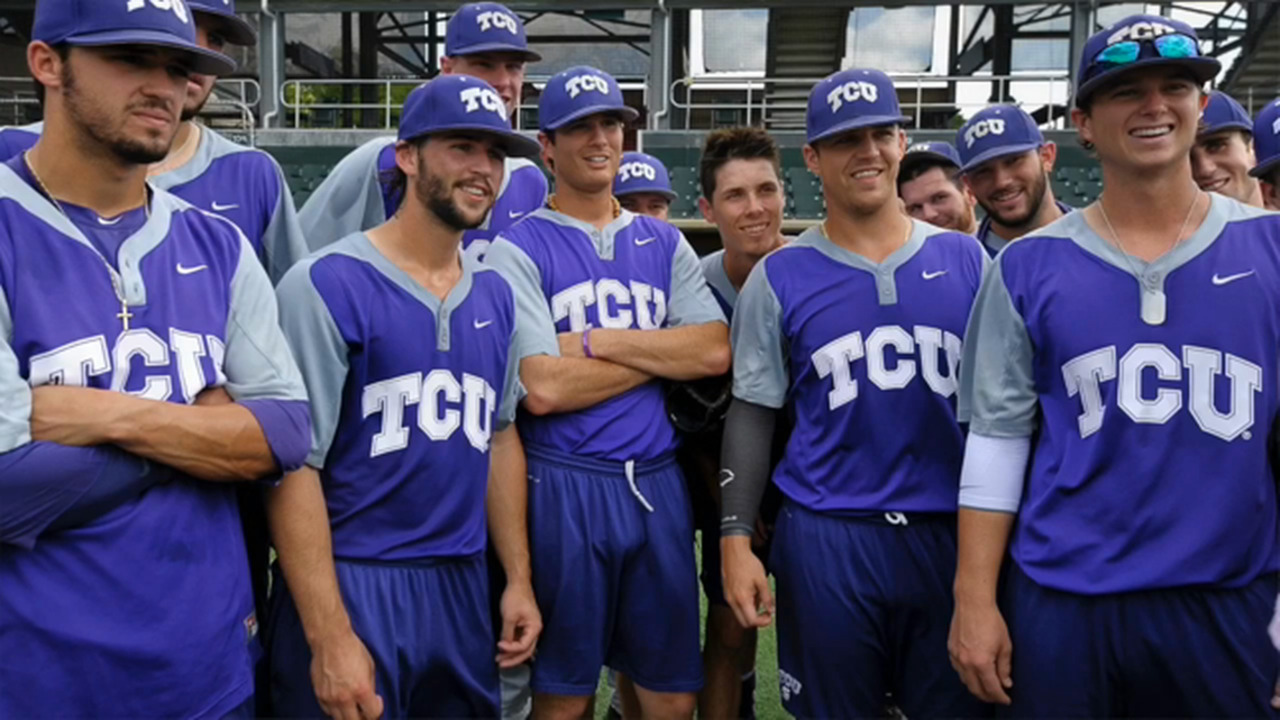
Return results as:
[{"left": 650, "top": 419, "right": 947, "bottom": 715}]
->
[{"left": 117, "top": 302, "right": 133, "bottom": 332}]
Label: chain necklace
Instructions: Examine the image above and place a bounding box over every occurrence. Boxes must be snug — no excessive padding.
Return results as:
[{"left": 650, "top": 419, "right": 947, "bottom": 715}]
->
[
  {"left": 24, "top": 150, "right": 149, "bottom": 331},
  {"left": 1096, "top": 189, "right": 1202, "bottom": 326},
  {"left": 547, "top": 193, "right": 621, "bottom": 219}
]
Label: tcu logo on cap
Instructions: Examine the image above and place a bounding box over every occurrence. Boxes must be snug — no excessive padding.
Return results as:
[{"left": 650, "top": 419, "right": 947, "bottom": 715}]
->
[
  {"left": 826, "top": 81, "right": 879, "bottom": 113},
  {"left": 460, "top": 86, "right": 506, "bottom": 118},
  {"left": 476, "top": 10, "right": 518, "bottom": 34},
  {"left": 1272, "top": 115, "right": 1280, "bottom": 136},
  {"left": 565, "top": 74, "right": 610, "bottom": 99},
  {"left": 1107, "top": 20, "right": 1176, "bottom": 45},
  {"left": 908, "top": 143, "right": 931, "bottom": 153},
  {"left": 964, "top": 118, "right": 1006, "bottom": 148},
  {"left": 618, "top": 162, "right": 656, "bottom": 183},
  {"left": 126, "top": 0, "right": 190, "bottom": 23}
]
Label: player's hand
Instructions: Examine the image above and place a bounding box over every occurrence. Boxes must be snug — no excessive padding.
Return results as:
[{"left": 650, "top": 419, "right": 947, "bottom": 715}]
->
[
  {"left": 497, "top": 579, "right": 542, "bottom": 668},
  {"left": 557, "top": 331, "right": 585, "bottom": 358},
  {"left": 194, "top": 386, "right": 234, "bottom": 406},
  {"left": 310, "top": 628, "right": 384, "bottom": 720},
  {"left": 948, "top": 598, "right": 1013, "bottom": 705},
  {"left": 30, "top": 385, "right": 130, "bottom": 446},
  {"left": 722, "top": 534, "right": 774, "bottom": 629}
]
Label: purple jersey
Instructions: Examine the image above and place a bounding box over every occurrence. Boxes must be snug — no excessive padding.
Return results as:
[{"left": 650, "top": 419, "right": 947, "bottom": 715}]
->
[
  {"left": 299, "top": 137, "right": 548, "bottom": 262},
  {"left": 0, "top": 158, "right": 309, "bottom": 717},
  {"left": 484, "top": 209, "right": 726, "bottom": 462},
  {"left": 275, "top": 233, "right": 521, "bottom": 560},
  {"left": 0, "top": 124, "right": 306, "bottom": 283},
  {"left": 733, "top": 223, "right": 986, "bottom": 513},
  {"left": 960, "top": 196, "right": 1280, "bottom": 593}
]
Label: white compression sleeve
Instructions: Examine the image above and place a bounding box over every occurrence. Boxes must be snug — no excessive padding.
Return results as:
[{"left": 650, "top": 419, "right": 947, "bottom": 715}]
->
[{"left": 957, "top": 433, "right": 1031, "bottom": 513}]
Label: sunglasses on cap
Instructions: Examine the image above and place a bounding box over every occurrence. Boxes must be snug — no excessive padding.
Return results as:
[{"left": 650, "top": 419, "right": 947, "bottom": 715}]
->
[{"left": 1093, "top": 33, "right": 1200, "bottom": 68}]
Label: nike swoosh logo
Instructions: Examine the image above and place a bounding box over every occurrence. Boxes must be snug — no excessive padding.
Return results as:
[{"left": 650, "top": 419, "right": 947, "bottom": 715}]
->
[
  {"left": 508, "top": 210, "right": 525, "bottom": 219},
  {"left": 1212, "top": 271, "right": 1254, "bottom": 285},
  {"left": 474, "top": 319, "right": 493, "bottom": 329},
  {"left": 211, "top": 202, "right": 240, "bottom": 211},
  {"left": 922, "top": 270, "right": 948, "bottom": 280},
  {"left": 634, "top": 237, "right": 656, "bottom": 246},
  {"left": 96, "top": 215, "right": 123, "bottom": 226},
  {"left": 177, "top": 264, "right": 208, "bottom": 275}
]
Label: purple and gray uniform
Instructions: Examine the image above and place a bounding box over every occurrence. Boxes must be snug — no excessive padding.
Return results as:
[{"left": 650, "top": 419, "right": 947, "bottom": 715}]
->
[
  {"left": 0, "top": 155, "right": 310, "bottom": 718},
  {"left": 297, "top": 136, "right": 548, "bottom": 262}
]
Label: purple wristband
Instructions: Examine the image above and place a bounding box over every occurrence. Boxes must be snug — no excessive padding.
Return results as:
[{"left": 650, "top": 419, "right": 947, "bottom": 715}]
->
[{"left": 582, "top": 327, "right": 594, "bottom": 358}]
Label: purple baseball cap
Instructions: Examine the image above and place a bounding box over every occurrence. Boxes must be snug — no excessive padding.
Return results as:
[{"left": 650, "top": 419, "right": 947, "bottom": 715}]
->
[
  {"left": 32, "top": 0, "right": 235, "bottom": 76},
  {"left": 901, "top": 141, "right": 962, "bottom": 177},
  {"left": 1199, "top": 91, "right": 1252, "bottom": 137},
  {"left": 806, "top": 68, "right": 910, "bottom": 146},
  {"left": 398, "top": 74, "right": 540, "bottom": 158},
  {"left": 956, "top": 105, "right": 1044, "bottom": 174},
  {"left": 1249, "top": 98, "right": 1280, "bottom": 179},
  {"left": 186, "top": 0, "right": 257, "bottom": 47},
  {"left": 614, "top": 152, "right": 676, "bottom": 201},
  {"left": 1075, "top": 14, "right": 1219, "bottom": 109},
  {"left": 538, "top": 66, "right": 638, "bottom": 131},
  {"left": 446, "top": 2, "right": 540, "bottom": 62}
]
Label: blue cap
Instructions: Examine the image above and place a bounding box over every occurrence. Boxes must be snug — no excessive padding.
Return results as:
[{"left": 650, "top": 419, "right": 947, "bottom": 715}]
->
[
  {"left": 398, "top": 75, "right": 540, "bottom": 158},
  {"left": 1249, "top": 98, "right": 1280, "bottom": 179},
  {"left": 1199, "top": 91, "right": 1253, "bottom": 137},
  {"left": 956, "top": 105, "right": 1044, "bottom": 174},
  {"left": 186, "top": 0, "right": 257, "bottom": 46},
  {"left": 446, "top": 2, "right": 540, "bottom": 62},
  {"left": 32, "top": 0, "right": 236, "bottom": 77},
  {"left": 806, "top": 68, "right": 910, "bottom": 145},
  {"left": 1075, "top": 14, "right": 1220, "bottom": 108},
  {"left": 901, "top": 141, "right": 961, "bottom": 177},
  {"left": 538, "top": 66, "right": 638, "bottom": 131},
  {"left": 613, "top": 152, "right": 676, "bottom": 201}
]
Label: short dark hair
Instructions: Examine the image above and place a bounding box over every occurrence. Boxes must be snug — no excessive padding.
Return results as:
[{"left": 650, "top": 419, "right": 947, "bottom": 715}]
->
[
  {"left": 699, "top": 127, "right": 781, "bottom": 201},
  {"left": 379, "top": 136, "right": 429, "bottom": 214},
  {"left": 32, "top": 43, "right": 70, "bottom": 108},
  {"left": 897, "top": 160, "right": 963, "bottom": 193}
]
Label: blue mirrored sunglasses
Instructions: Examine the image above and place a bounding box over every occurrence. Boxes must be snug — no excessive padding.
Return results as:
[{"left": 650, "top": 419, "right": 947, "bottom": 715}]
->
[{"left": 1094, "top": 33, "right": 1200, "bottom": 67}]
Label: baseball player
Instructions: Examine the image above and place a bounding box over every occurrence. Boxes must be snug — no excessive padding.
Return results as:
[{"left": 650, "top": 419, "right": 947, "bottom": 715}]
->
[
  {"left": 1250, "top": 98, "right": 1280, "bottom": 210},
  {"left": 298, "top": 1, "right": 546, "bottom": 262},
  {"left": 1191, "top": 91, "right": 1264, "bottom": 207},
  {"left": 614, "top": 151, "right": 677, "bottom": 220},
  {"left": 719, "top": 68, "right": 989, "bottom": 719},
  {"left": 269, "top": 75, "right": 541, "bottom": 720},
  {"left": 898, "top": 141, "right": 979, "bottom": 235},
  {"left": 956, "top": 105, "right": 1072, "bottom": 255},
  {"left": 950, "top": 15, "right": 1280, "bottom": 716},
  {"left": 484, "top": 65, "right": 728, "bottom": 720},
  {"left": 0, "top": 1, "right": 310, "bottom": 717}
]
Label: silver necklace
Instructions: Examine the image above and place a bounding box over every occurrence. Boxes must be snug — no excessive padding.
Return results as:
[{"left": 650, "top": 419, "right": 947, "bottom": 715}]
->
[
  {"left": 1096, "top": 189, "right": 1202, "bottom": 326},
  {"left": 23, "top": 150, "right": 148, "bottom": 331}
]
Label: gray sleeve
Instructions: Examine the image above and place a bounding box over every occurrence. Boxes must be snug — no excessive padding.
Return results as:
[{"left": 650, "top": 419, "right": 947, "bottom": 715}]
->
[
  {"left": 298, "top": 140, "right": 388, "bottom": 252},
  {"left": 667, "top": 235, "right": 728, "bottom": 327},
  {"left": 0, "top": 287, "right": 31, "bottom": 452},
  {"left": 275, "top": 260, "right": 348, "bottom": 467},
  {"left": 483, "top": 237, "right": 559, "bottom": 360},
  {"left": 261, "top": 159, "right": 309, "bottom": 284},
  {"left": 224, "top": 230, "right": 309, "bottom": 403},
  {"left": 957, "top": 258, "right": 1038, "bottom": 437},
  {"left": 719, "top": 398, "right": 778, "bottom": 536},
  {"left": 731, "top": 262, "right": 788, "bottom": 409},
  {"left": 497, "top": 320, "right": 522, "bottom": 430}
]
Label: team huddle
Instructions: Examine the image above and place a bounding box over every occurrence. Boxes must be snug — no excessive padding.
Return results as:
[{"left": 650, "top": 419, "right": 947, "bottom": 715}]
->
[{"left": 2, "top": 0, "right": 1280, "bottom": 719}]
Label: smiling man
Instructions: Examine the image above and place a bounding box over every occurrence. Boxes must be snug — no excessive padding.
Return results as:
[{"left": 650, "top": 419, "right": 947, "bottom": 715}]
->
[
  {"left": 898, "top": 141, "right": 978, "bottom": 235},
  {"left": 299, "top": 1, "right": 547, "bottom": 262},
  {"left": 1192, "top": 91, "right": 1264, "bottom": 207},
  {"left": 956, "top": 105, "right": 1071, "bottom": 256}
]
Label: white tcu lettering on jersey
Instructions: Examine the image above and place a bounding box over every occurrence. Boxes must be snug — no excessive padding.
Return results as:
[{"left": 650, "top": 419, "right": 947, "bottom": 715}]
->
[
  {"left": 28, "top": 330, "right": 218, "bottom": 403},
  {"left": 362, "top": 370, "right": 497, "bottom": 457},
  {"left": 550, "top": 279, "right": 668, "bottom": 332},
  {"left": 1062, "top": 343, "right": 1263, "bottom": 441},
  {"left": 811, "top": 324, "right": 962, "bottom": 410}
]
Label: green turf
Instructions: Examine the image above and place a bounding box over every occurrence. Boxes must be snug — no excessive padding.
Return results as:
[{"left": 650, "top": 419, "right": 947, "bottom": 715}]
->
[{"left": 591, "top": 530, "right": 787, "bottom": 719}]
